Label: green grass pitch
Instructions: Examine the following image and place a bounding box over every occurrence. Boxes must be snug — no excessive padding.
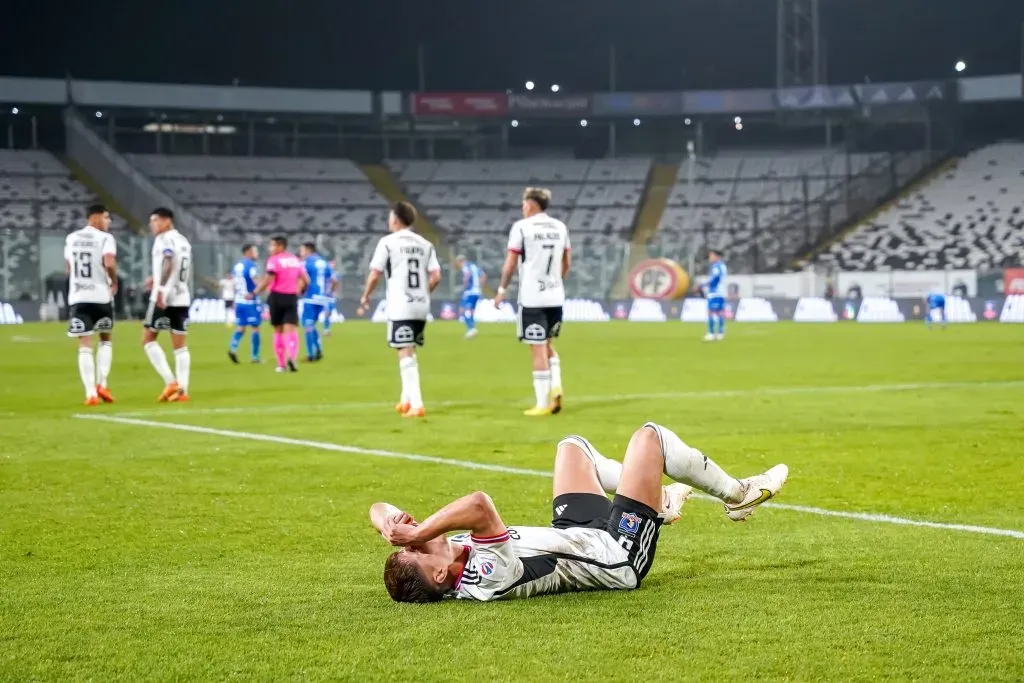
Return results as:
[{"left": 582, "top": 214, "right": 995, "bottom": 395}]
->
[{"left": 1, "top": 320, "right": 1022, "bottom": 681}]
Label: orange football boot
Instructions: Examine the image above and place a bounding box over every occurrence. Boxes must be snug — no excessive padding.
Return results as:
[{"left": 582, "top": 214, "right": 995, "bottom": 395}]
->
[
  {"left": 158, "top": 382, "right": 180, "bottom": 402},
  {"left": 97, "top": 386, "right": 115, "bottom": 404}
]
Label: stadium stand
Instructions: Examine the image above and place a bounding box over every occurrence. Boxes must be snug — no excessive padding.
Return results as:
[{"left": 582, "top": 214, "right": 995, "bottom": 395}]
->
[
  {"left": 819, "top": 143, "right": 1024, "bottom": 270},
  {"left": 0, "top": 149, "right": 105, "bottom": 230}
]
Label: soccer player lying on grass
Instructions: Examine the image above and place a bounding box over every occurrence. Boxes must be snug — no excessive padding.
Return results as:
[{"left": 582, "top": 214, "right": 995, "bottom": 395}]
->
[{"left": 370, "top": 423, "right": 788, "bottom": 603}]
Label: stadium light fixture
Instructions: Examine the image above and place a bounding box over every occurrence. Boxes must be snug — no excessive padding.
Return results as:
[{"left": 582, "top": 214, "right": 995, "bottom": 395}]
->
[
  {"left": 10, "top": 107, "right": 18, "bottom": 115},
  {"left": 684, "top": 118, "right": 692, "bottom": 126},
  {"left": 580, "top": 119, "right": 588, "bottom": 128},
  {"left": 633, "top": 118, "right": 641, "bottom": 127},
  {"left": 550, "top": 84, "right": 560, "bottom": 93},
  {"left": 95, "top": 111, "right": 103, "bottom": 119},
  {"left": 954, "top": 60, "right": 967, "bottom": 73},
  {"left": 734, "top": 116, "right": 742, "bottom": 124},
  {"left": 511, "top": 119, "right": 519, "bottom": 128},
  {"left": 735, "top": 122, "right": 744, "bottom": 131},
  {"left": 525, "top": 81, "right": 535, "bottom": 91}
]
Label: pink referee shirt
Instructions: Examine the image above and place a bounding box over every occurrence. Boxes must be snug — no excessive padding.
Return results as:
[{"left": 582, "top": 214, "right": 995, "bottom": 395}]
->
[{"left": 266, "top": 252, "right": 304, "bottom": 294}]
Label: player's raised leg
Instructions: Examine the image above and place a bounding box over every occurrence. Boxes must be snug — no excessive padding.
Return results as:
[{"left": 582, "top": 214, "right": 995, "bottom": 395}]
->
[{"left": 639, "top": 422, "right": 788, "bottom": 521}]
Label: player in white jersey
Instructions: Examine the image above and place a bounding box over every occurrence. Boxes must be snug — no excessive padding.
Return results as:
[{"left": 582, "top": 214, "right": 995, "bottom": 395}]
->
[
  {"left": 358, "top": 201, "right": 441, "bottom": 418},
  {"left": 65, "top": 204, "right": 118, "bottom": 405},
  {"left": 371, "top": 420, "right": 789, "bottom": 603},
  {"left": 141, "top": 208, "right": 193, "bottom": 403},
  {"left": 219, "top": 270, "right": 236, "bottom": 326},
  {"left": 494, "top": 188, "right": 571, "bottom": 416}
]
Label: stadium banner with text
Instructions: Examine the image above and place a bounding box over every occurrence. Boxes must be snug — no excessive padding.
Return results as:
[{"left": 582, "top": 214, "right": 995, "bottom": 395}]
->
[
  {"left": 411, "top": 93, "right": 508, "bottom": 117},
  {"left": 592, "top": 92, "right": 684, "bottom": 117},
  {"left": 178, "top": 297, "right": 1009, "bottom": 324},
  {"left": 684, "top": 89, "right": 776, "bottom": 114},
  {"left": 1002, "top": 268, "right": 1024, "bottom": 295},
  {"left": 507, "top": 93, "right": 592, "bottom": 117}
]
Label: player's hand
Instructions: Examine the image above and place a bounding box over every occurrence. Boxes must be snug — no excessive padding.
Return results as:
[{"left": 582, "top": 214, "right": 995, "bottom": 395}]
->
[
  {"left": 493, "top": 291, "right": 505, "bottom": 308},
  {"left": 382, "top": 521, "right": 421, "bottom": 547},
  {"left": 156, "top": 291, "right": 166, "bottom": 309},
  {"left": 388, "top": 510, "right": 415, "bottom": 526},
  {"left": 144, "top": 277, "right": 154, "bottom": 291},
  {"left": 110, "top": 280, "right": 119, "bottom": 296}
]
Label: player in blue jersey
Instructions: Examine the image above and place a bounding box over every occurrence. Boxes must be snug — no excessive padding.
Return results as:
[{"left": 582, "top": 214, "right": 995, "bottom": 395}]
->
[
  {"left": 455, "top": 255, "right": 485, "bottom": 339},
  {"left": 926, "top": 292, "right": 947, "bottom": 329},
  {"left": 704, "top": 249, "right": 728, "bottom": 341},
  {"left": 299, "top": 243, "right": 334, "bottom": 362},
  {"left": 228, "top": 244, "right": 263, "bottom": 364},
  {"left": 322, "top": 260, "right": 339, "bottom": 337}
]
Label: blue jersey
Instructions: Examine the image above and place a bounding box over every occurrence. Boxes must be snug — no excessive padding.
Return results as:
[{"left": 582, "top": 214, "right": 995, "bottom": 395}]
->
[
  {"left": 707, "top": 261, "right": 727, "bottom": 300},
  {"left": 928, "top": 293, "right": 946, "bottom": 309},
  {"left": 303, "top": 254, "right": 334, "bottom": 304},
  {"left": 462, "top": 262, "right": 482, "bottom": 296},
  {"left": 232, "top": 258, "right": 260, "bottom": 302}
]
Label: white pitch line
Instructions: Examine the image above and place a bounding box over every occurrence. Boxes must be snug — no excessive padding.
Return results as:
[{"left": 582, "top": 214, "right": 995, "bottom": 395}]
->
[
  {"left": 107, "top": 379, "right": 1024, "bottom": 418},
  {"left": 73, "top": 413, "right": 1024, "bottom": 541}
]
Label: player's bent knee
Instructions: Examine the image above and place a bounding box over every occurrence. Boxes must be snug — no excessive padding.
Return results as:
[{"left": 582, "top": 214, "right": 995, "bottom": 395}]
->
[{"left": 629, "top": 424, "right": 663, "bottom": 456}]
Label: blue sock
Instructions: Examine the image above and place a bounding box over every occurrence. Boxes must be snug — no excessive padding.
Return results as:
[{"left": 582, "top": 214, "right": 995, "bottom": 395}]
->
[
  {"left": 251, "top": 330, "right": 261, "bottom": 359},
  {"left": 322, "top": 313, "right": 331, "bottom": 333},
  {"left": 304, "top": 326, "right": 316, "bottom": 357},
  {"left": 311, "top": 327, "right": 321, "bottom": 354},
  {"left": 718, "top": 316, "right": 725, "bottom": 335},
  {"left": 230, "top": 329, "right": 244, "bottom": 352},
  {"left": 707, "top": 316, "right": 716, "bottom": 335}
]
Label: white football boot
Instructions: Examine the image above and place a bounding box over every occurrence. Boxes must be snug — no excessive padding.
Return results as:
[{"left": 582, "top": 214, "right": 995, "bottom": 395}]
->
[
  {"left": 703, "top": 332, "right": 716, "bottom": 342},
  {"left": 659, "top": 483, "right": 694, "bottom": 525},
  {"left": 724, "top": 464, "right": 789, "bottom": 522}
]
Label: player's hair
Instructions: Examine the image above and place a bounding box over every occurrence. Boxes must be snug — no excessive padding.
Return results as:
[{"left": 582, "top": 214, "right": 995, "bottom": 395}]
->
[
  {"left": 523, "top": 187, "right": 552, "bottom": 211},
  {"left": 241, "top": 243, "right": 254, "bottom": 253},
  {"left": 271, "top": 235, "right": 288, "bottom": 249},
  {"left": 302, "top": 241, "right": 316, "bottom": 251},
  {"left": 709, "top": 248, "right": 723, "bottom": 257},
  {"left": 86, "top": 203, "right": 108, "bottom": 218},
  {"left": 383, "top": 552, "right": 446, "bottom": 604},
  {"left": 151, "top": 207, "right": 174, "bottom": 220},
  {"left": 391, "top": 201, "right": 417, "bottom": 227}
]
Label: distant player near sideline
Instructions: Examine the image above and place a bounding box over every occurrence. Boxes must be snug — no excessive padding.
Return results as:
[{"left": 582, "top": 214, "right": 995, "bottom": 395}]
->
[
  {"left": 219, "top": 270, "right": 235, "bottom": 327},
  {"left": 65, "top": 203, "right": 117, "bottom": 405},
  {"left": 372, "top": 421, "right": 788, "bottom": 603},
  {"left": 142, "top": 207, "right": 193, "bottom": 403},
  {"left": 455, "top": 254, "right": 484, "bottom": 339},
  {"left": 254, "top": 236, "right": 308, "bottom": 373},
  {"left": 228, "top": 244, "right": 263, "bottom": 364},
  {"left": 358, "top": 201, "right": 441, "bottom": 419},
  {"left": 926, "top": 292, "right": 947, "bottom": 329},
  {"left": 493, "top": 188, "right": 570, "bottom": 416},
  {"left": 323, "top": 260, "right": 339, "bottom": 337},
  {"left": 299, "top": 242, "right": 334, "bottom": 362},
  {"left": 704, "top": 249, "right": 728, "bottom": 342}
]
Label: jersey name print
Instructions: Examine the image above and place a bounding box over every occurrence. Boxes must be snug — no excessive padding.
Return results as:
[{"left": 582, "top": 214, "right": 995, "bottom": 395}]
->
[
  {"left": 369, "top": 230, "right": 441, "bottom": 321},
  {"left": 507, "top": 213, "right": 570, "bottom": 308},
  {"left": 150, "top": 229, "right": 193, "bottom": 307},
  {"left": 65, "top": 226, "right": 116, "bottom": 306}
]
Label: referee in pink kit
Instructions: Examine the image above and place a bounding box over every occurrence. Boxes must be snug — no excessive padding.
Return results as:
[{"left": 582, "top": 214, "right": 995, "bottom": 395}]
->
[{"left": 255, "top": 235, "right": 309, "bottom": 373}]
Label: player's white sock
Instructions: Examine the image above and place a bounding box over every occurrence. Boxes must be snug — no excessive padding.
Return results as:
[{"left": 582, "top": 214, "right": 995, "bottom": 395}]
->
[
  {"left": 532, "top": 370, "right": 551, "bottom": 409},
  {"left": 144, "top": 341, "right": 176, "bottom": 385},
  {"left": 174, "top": 347, "right": 191, "bottom": 394},
  {"left": 77, "top": 347, "right": 97, "bottom": 399},
  {"left": 397, "top": 361, "right": 409, "bottom": 405},
  {"left": 96, "top": 341, "right": 113, "bottom": 388},
  {"left": 645, "top": 423, "right": 743, "bottom": 503},
  {"left": 558, "top": 435, "right": 620, "bottom": 492},
  {"left": 549, "top": 356, "right": 562, "bottom": 390},
  {"left": 400, "top": 356, "right": 423, "bottom": 409}
]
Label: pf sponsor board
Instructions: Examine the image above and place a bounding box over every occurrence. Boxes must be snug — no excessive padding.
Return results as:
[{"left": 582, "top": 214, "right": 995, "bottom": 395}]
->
[
  {"left": 508, "top": 93, "right": 591, "bottom": 117},
  {"left": 1003, "top": 268, "right": 1024, "bottom": 295},
  {"left": 411, "top": 93, "right": 508, "bottom": 117},
  {"left": 628, "top": 259, "right": 690, "bottom": 300}
]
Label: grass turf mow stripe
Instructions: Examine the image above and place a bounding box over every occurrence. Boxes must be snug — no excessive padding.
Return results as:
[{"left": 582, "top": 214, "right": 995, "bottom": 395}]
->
[{"left": 73, "top": 413, "right": 1024, "bottom": 541}]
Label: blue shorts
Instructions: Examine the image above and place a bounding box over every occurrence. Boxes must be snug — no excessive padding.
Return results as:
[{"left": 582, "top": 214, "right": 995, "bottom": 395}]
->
[
  {"left": 708, "top": 297, "right": 726, "bottom": 313},
  {"left": 302, "top": 302, "right": 325, "bottom": 326},
  {"left": 234, "top": 302, "right": 262, "bottom": 327},
  {"left": 462, "top": 294, "right": 480, "bottom": 312}
]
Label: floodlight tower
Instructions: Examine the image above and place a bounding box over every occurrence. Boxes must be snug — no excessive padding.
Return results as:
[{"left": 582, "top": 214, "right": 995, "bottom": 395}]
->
[{"left": 776, "top": 0, "right": 822, "bottom": 88}]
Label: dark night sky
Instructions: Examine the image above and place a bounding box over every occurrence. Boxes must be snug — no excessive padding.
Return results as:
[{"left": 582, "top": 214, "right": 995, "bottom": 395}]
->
[{"left": 4, "top": 0, "right": 1024, "bottom": 92}]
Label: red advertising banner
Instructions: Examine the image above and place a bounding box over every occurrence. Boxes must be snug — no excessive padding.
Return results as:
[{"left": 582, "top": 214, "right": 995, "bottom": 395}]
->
[
  {"left": 1003, "top": 268, "right": 1024, "bottom": 294},
  {"left": 412, "top": 93, "right": 508, "bottom": 117}
]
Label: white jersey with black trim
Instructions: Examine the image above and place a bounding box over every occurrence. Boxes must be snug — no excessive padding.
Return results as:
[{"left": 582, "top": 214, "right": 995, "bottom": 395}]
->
[
  {"left": 507, "top": 213, "right": 570, "bottom": 308},
  {"left": 150, "top": 229, "right": 193, "bottom": 307},
  {"left": 448, "top": 527, "right": 636, "bottom": 602},
  {"left": 64, "top": 226, "right": 116, "bottom": 305},
  {"left": 369, "top": 229, "right": 440, "bottom": 321}
]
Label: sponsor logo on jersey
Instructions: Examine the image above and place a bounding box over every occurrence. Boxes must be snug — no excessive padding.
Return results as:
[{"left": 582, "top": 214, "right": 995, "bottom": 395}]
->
[
  {"left": 479, "top": 561, "right": 495, "bottom": 577},
  {"left": 617, "top": 512, "right": 642, "bottom": 537}
]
